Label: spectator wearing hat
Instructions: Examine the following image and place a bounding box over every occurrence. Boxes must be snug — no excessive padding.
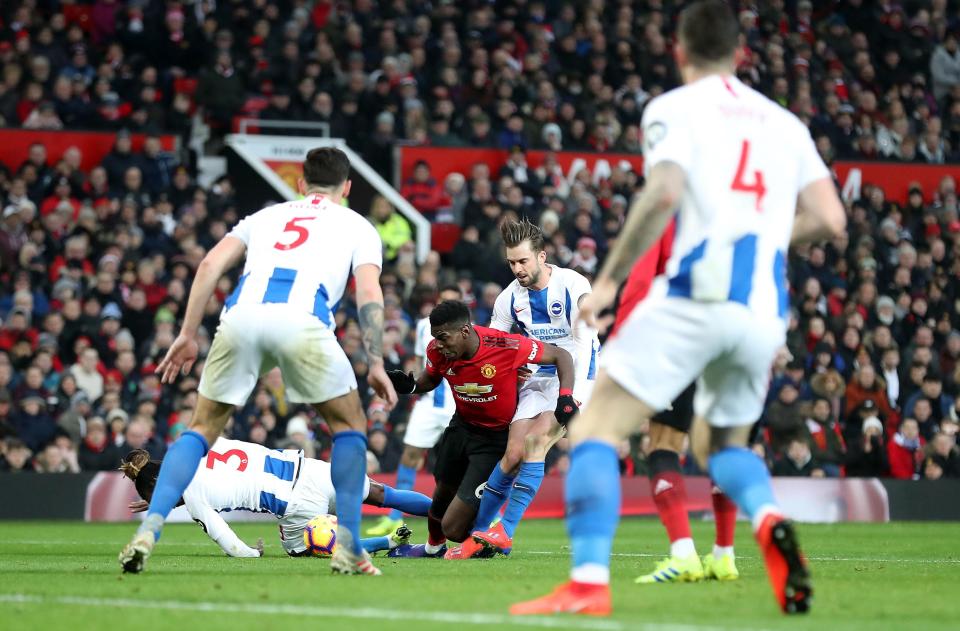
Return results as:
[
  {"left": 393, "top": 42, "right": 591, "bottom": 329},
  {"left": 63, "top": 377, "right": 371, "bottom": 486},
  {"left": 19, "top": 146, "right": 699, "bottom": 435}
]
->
[
  {"left": 766, "top": 382, "right": 806, "bottom": 457},
  {"left": 888, "top": 418, "right": 926, "bottom": 479},
  {"left": 570, "top": 236, "right": 599, "bottom": 275},
  {"left": 845, "top": 416, "right": 890, "bottom": 477},
  {"left": 57, "top": 390, "right": 92, "bottom": 444},
  {"left": 903, "top": 370, "right": 954, "bottom": 428},
  {"left": 277, "top": 414, "right": 316, "bottom": 459},
  {"left": 801, "top": 396, "right": 847, "bottom": 477},
  {"left": 12, "top": 392, "right": 56, "bottom": 453}
]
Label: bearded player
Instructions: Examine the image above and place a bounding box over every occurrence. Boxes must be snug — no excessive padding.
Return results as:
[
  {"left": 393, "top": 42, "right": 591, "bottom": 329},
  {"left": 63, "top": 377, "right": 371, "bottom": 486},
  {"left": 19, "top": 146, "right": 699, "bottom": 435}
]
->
[
  {"left": 464, "top": 219, "right": 598, "bottom": 558},
  {"left": 387, "top": 300, "right": 578, "bottom": 559}
]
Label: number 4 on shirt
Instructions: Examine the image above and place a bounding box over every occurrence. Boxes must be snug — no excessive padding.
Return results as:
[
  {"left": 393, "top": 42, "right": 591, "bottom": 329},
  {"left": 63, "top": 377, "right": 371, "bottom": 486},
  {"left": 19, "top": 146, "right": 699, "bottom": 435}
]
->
[
  {"left": 274, "top": 216, "right": 316, "bottom": 250},
  {"left": 731, "top": 140, "right": 766, "bottom": 212}
]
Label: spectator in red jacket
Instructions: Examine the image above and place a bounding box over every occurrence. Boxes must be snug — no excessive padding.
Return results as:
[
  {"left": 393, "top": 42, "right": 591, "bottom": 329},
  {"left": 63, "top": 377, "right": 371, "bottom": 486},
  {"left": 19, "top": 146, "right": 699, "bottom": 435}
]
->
[
  {"left": 887, "top": 418, "right": 926, "bottom": 479},
  {"left": 400, "top": 160, "right": 445, "bottom": 215}
]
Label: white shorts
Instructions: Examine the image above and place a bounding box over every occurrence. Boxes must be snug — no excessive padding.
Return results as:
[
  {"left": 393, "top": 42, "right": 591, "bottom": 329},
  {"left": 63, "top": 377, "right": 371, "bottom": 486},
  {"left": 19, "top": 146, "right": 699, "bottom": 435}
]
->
[
  {"left": 404, "top": 393, "right": 454, "bottom": 449},
  {"left": 512, "top": 371, "right": 596, "bottom": 422},
  {"left": 600, "top": 295, "right": 784, "bottom": 428},
  {"left": 198, "top": 304, "right": 357, "bottom": 406},
  {"left": 278, "top": 458, "right": 372, "bottom": 555},
  {"left": 514, "top": 374, "right": 559, "bottom": 422}
]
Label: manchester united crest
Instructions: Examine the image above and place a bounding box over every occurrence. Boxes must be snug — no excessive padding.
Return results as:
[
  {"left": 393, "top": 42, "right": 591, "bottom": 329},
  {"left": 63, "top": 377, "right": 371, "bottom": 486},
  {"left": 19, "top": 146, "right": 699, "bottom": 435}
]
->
[{"left": 480, "top": 363, "right": 497, "bottom": 379}]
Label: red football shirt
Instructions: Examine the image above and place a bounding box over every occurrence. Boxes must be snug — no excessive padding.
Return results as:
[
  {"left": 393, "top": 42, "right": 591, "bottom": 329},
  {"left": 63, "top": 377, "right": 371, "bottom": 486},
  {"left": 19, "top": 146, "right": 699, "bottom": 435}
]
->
[
  {"left": 610, "top": 217, "right": 676, "bottom": 337},
  {"left": 425, "top": 325, "right": 544, "bottom": 430}
]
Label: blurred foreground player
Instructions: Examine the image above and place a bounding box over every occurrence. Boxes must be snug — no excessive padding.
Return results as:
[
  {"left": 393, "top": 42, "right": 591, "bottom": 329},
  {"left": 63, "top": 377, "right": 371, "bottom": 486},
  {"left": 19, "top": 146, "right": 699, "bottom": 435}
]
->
[
  {"left": 512, "top": 0, "right": 845, "bottom": 616},
  {"left": 120, "top": 148, "right": 398, "bottom": 576},
  {"left": 387, "top": 300, "right": 577, "bottom": 559},
  {"left": 614, "top": 222, "right": 739, "bottom": 584}
]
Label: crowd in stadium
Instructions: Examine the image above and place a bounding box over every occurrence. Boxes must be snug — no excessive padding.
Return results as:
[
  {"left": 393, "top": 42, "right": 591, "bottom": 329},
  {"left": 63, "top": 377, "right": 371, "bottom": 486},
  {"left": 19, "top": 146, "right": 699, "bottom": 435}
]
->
[{"left": 0, "top": 1, "right": 959, "bottom": 480}]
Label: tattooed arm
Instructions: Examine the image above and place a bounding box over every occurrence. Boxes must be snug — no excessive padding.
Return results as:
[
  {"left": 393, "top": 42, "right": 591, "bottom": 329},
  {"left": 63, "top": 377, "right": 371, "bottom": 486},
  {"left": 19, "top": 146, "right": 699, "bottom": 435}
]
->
[{"left": 354, "top": 263, "right": 398, "bottom": 407}]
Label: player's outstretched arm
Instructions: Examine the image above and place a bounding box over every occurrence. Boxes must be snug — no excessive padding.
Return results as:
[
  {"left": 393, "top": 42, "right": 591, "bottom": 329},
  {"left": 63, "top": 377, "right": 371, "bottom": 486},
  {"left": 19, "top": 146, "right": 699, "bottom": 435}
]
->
[
  {"left": 537, "top": 343, "right": 579, "bottom": 425},
  {"left": 189, "top": 502, "right": 263, "bottom": 558},
  {"left": 578, "top": 162, "right": 684, "bottom": 329},
  {"left": 791, "top": 177, "right": 847, "bottom": 246},
  {"left": 355, "top": 263, "right": 398, "bottom": 408},
  {"left": 157, "top": 236, "right": 246, "bottom": 384}
]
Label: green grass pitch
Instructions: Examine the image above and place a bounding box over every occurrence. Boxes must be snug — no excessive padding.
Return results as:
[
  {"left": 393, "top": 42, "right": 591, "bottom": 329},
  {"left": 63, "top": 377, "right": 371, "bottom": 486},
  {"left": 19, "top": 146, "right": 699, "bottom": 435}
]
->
[{"left": 0, "top": 518, "right": 956, "bottom": 631}]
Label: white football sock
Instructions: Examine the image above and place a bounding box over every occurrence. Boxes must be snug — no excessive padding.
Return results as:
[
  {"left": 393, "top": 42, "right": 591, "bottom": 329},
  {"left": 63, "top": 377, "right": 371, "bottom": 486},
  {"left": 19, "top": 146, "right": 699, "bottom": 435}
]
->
[
  {"left": 424, "top": 542, "right": 444, "bottom": 555},
  {"left": 571, "top": 563, "right": 610, "bottom": 585},
  {"left": 712, "top": 545, "right": 734, "bottom": 559},
  {"left": 670, "top": 537, "right": 696, "bottom": 558}
]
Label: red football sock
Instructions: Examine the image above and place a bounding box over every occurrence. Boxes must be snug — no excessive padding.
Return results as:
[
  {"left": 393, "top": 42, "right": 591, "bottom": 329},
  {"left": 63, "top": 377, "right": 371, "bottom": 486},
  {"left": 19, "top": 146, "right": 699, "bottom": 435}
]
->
[
  {"left": 427, "top": 511, "right": 446, "bottom": 546},
  {"left": 651, "top": 470, "right": 692, "bottom": 542},
  {"left": 711, "top": 484, "right": 737, "bottom": 547}
]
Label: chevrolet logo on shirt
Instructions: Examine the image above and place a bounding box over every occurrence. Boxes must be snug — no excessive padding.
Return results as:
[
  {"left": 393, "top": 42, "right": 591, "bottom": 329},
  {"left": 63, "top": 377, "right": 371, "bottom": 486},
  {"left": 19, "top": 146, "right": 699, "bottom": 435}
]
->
[{"left": 454, "top": 383, "right": 494, "bottom": 396}]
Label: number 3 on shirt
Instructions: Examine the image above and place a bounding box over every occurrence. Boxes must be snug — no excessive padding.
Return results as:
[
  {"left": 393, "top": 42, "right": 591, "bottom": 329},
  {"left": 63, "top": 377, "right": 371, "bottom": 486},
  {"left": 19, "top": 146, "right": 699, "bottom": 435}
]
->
[
  {"left": 206, "top": 449, "right": 249, "bottom": 471},
  {"left": 274, "top": 216, "right": 316, "bottom": 250},
  {"left": 731, "top": 140, "right": 766, "bottom": 212}
]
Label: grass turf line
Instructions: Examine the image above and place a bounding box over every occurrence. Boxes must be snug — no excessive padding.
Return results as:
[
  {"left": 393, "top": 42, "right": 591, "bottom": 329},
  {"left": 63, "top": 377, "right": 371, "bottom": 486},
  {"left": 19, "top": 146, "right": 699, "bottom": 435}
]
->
[{"left": 0, "top": 519, "right": 955, "bottom": 631}]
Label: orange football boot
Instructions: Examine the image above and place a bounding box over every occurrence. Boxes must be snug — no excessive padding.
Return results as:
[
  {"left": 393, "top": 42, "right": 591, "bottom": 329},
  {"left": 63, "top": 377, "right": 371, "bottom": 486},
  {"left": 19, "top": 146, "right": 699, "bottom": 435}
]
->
[
  {"left": 509, "top": 581, "right": 612, "bottom": 617},
  {"left": 756, "top": 514, "right": 812, "bottom": 614}
]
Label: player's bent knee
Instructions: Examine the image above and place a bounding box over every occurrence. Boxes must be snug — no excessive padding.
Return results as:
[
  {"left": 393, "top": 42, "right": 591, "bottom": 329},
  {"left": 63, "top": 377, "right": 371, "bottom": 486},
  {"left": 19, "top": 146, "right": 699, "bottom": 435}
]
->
[
  {"left": 649, "top": 423, "right": 687, "bottom": 453},
  {"left": 502, "top": 442, "right": 525, "bottom": 469}
]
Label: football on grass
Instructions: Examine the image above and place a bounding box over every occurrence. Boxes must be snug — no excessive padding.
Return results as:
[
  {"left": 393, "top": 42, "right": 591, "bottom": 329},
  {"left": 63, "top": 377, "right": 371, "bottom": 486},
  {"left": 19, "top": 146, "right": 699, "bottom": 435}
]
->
[{"left": 303, "top": 515, "right": 338, "bottom": 556}]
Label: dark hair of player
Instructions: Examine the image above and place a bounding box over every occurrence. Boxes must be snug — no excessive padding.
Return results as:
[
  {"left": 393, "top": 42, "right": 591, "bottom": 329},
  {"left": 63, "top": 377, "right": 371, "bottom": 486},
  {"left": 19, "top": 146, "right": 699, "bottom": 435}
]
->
[
  {"left": 429, "top": 300, "right": 471, "bottom": 328},
  {"left": 678, "top": 0, "right": 739, "bottom": 67},
  {"left": 120, "top": 449, "right": 161, "bottom": 501},
  {"left": 302, "top": 147, "right": 351, "bottom": 189},
  {"left": 500, "top": 218, "right": 545, "bottom": 253}
]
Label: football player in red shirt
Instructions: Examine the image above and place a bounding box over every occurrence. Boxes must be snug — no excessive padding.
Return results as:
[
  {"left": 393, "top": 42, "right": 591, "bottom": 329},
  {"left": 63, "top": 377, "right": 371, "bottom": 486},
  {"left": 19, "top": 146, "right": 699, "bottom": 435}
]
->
[{"left": 388, "top": 300, "right": 578, "bottom": 559}]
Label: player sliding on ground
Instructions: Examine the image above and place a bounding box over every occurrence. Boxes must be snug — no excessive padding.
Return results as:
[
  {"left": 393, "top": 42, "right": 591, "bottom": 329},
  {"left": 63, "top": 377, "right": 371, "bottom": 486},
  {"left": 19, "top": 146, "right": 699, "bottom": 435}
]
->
[
  {"left": 512, "top": 0, "right": 845, "bottom": 617},
  {"left": 366, "top": 284, "right": 463, "bottom": 537},
  {"left": 119, "top": 147, "right": 398, "bottom": 576},
  {"left": 613, "top": 226, "right": 739, "bottom": 584},
  {"left": 387, "top": 300, "right": 578, "bottom": 559},
  {"left": 120, "top": 438, "right": 431, "bottom": 557},
  {"left": 463, "top": 219, "right": 599, "bottom": 558}
]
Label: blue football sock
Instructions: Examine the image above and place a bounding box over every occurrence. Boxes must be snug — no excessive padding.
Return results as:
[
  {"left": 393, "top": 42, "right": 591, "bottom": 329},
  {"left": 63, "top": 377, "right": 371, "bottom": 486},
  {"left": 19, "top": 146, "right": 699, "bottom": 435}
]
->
[
  {"left": 140, "top": 430, "right": 209, "bottom": 541},
  {"left": 388, "top": 464, "right": 417, "bottom": 520},
  {"left": 361, "top": 536, "right": 391, "bottom": 554},
  {"left": 708, "top": 447, "right": 778, "bottom": 522},
  {"left": 330, "top": 431, "right": 368, "bottom": 554},
  {"left": 382, "top": 484, "right": 432, "bottom": 516},
  {"left": 472, "top": 463, "right": 515, "bottom": 531},
  {"left": 566, "top": 441, "right": 620, "bottom": 573},
  {"left": 500, "top": 461, "right": 544, "bottom": 538}
]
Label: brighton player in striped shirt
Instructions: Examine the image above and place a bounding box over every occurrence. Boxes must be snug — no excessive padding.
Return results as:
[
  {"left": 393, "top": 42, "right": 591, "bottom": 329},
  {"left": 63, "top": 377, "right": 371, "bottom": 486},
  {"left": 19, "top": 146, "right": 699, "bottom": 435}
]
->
[
  {"left": 462, "top": 219, "right": 598, "bottom": 558},
  {"left": 366, "top": 285, "right": 463, "bottom": 537},
  {"left": 119, "top": 148, "right": 398, "bottom": 576},
  {"left": 513, "top": 1, "right": 844, "bottom": 616},
  {"left": 120, "top": 441, "right": 431, "bottom": 557}
]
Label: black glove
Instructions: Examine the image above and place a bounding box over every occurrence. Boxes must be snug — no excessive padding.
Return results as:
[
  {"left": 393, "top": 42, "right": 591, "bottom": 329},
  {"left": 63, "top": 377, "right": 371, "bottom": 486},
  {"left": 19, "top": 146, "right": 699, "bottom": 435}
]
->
[
  {"left": 387, "top": 370, "right": 417, "bottom": 395},
  {"left": 555, "top": 393, "right": 579, "bottom": 426}
]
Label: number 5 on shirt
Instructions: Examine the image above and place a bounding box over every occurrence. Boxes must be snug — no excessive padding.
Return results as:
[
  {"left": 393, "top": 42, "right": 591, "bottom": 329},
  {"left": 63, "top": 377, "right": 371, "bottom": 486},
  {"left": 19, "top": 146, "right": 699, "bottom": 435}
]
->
[
  {"left": 731, "top": 140, "right": 766, "bottom": 212},
  {"left": 274, "top": 217, "right": 316, "bottom": 250}
]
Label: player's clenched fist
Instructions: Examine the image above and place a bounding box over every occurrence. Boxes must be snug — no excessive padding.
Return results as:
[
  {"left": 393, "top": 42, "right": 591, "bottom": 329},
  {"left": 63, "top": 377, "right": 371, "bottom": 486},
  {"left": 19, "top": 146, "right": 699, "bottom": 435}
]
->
[
  {"left": 387, "top": 370, "right": 417, "bottom": 394},
  {"left": 555, "top": 390, "right": 579, "bottom": 426}
]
